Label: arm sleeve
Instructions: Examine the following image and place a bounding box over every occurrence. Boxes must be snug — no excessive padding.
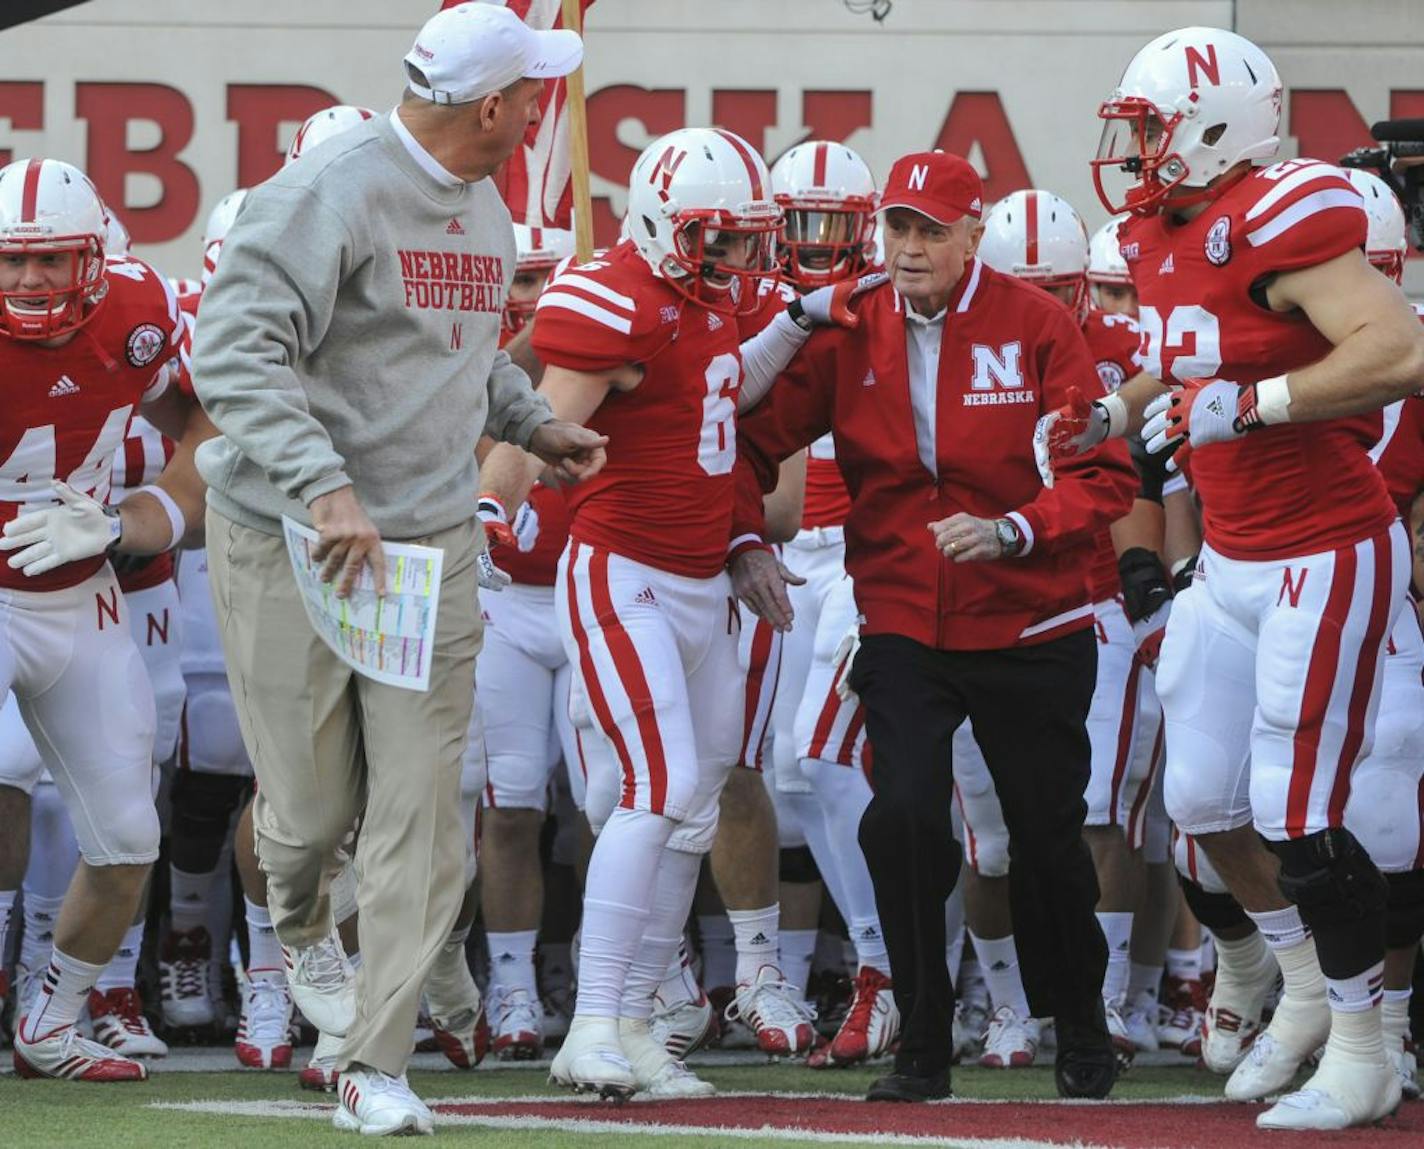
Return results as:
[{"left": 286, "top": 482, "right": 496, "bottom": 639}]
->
[
  {"left": 190, "top": 184, "right": 353, "bottom": 505},
  {"left": 1011, "top": 306, "right": 1138, "bottom": 554},
  {"left": 483, "top": 350, "right": 553, "bottom": 449},
  {"left": 738, "top": 310, "right": 811, "bottom": 412}
]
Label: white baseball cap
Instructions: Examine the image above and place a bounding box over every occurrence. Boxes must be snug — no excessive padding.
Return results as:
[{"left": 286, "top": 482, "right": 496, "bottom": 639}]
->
[{"left": 404, "top": 3, "right": 584, "bottom": 106}]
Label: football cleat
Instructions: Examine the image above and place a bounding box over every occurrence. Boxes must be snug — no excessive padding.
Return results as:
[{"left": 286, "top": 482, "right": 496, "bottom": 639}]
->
[
  {"left": 549, "top": 1016, "right": 636, "bottom": 1100},
  {"left": 488, "top": 985, "right": 543, "bottom": 1061},
  {"left": 978, "top": 1004, "right": 1041, "bottom": 1069},
  {"left": 333, "top": 1066, "right": 433, "bottom": 1136},
  {"left": 1201, "top": 949, "right": 1277, "bottom": 1075},
  {"left": 13, "top": 1021, "right": 148, "bottom": 1081},
  {"left": 724, "top": 965, "right": 817, "bottom": 1056},
  {"left": 87, "top": 988, "right": 168, "bottom": 1058},
  {"left": 235, "top": 976, "right": 293, "bottom": 1070},
  {"left": 827, "top": 966, "right": 898, "bottom": 1067},
  {"left": 159, "top": 926, "right": 215, "bottom": 1031},
  {"left": 1225, "top": 996, "right": 1331, "bottom": 1103},
  {"left": 1156, "top": 975, "right": 1206, "bottom": 1053},
  {"left": 431, "top": 1001, "right": 490, "bottom": 1069},
  {"left": 1257, "top": 1045, "right": 1402, "bottom": 1131},
  {"left": 282, "top": 933, "right": 355, "bottom": 1038},
  {"left": 952, "top": 997, "right": 990, "bottom": 1064},
  {"left": 1105, "top": 1003, "right": 1136, "bottom": 1072},
  {"left": 619, "top": 1017, "right": 714, "bottom": 1097},
  {"left": 1122, "top": 995, "right": 1160, "bottom": 1052},
  {"left": 649, "top": 985, "right": 714, "bottom": 1060},
  {"left": 1389, "top": 1037, "right": 1420, "bottom": 1101},
  {"left": 299, "top": 1029, "right": 341, "bottom": 1092}
]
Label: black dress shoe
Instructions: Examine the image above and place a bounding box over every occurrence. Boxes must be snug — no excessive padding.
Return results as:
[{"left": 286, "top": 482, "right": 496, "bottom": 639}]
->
[
  {"left": 1054, "top": 1047, "right": 1117, "bottom": 1099},
  {"left": 866, "top": 1069, "right": 952, "bottom": 1102}
]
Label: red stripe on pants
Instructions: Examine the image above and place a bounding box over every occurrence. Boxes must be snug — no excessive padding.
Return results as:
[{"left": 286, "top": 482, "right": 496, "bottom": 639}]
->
[
  {"left": 807, "top": 659, "right": 849, "bottom": 760},
  {"left": 1108, "top": 656, "right": 1143, "bottom": 824},
  {"left": 838, "top": 703, "right": 866, "bottom": 766},
  {"left": 739, "top": 617, "right": 776, "bottom": 769},
  {"left": 1285, "top": 545, "right": 1358, "bottom": 838},
  {"left": 587, "top": 547, "right": 669, "bottom": 814}
]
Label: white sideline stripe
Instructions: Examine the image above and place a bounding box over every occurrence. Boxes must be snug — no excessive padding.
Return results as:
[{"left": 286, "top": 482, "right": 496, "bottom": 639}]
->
[
  {"left": 1246, "top": 188, "right": 1362, "bottom": 247},
  {"left": 549, "top": 273, "right": 636, "bottom": 310},
  {"left": 1244, "top": 161, "right": 1335, "bottom": 220},
  {"left": 536, "top": 290, "right": 634, "bottom": 333}
]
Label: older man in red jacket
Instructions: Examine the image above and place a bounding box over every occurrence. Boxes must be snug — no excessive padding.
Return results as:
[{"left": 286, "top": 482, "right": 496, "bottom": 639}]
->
[{"left": 733, "top": 151, "right": 1137, "bottom": 1102}]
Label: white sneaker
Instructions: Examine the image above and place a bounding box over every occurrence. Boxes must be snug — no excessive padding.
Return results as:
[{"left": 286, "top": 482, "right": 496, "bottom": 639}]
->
[
  {"left": 488, "top": 985, "right": 543, "bottom": 1062},
  {"left": 548, "top": 1016, "right": 636, "bottom": 1100},
  {"left": 1389, "top": 1040, "right": 1420, "bottom": 1101},
  {"left": 1105, "top": 1003, "right": 1136, "bottom": 1071},
  {"left": 300, "top": 1029, "right": 342, "bottom": 1092},
  {"left": 283, "top": 932, "right": 356, "bottom": 1038},
  {"left": 1123, "top": 995, "right": 1160, "bottom": 1053},
  {"left": 333, "top": 1065, "right": 433, "bottom": 1136},
  {"left": 1202, "top": 955, "right": 1278, "bottom": 1074},
  {"left": 1257, "top": 1046, "right": 1402, "bottom": 1131},
  {"left": 649, "top": 986, "right": 714, "bottom": 1059},
  {"left": 159, "top": 926, "right": 216, "bottom": 1030},
  {"left": 952, "top": 997, "right": 990, "bottom": 1063},
  {"left": 725, "top": 965, "right": 817, "bottom": 1056},
  {"left": 87, "top": 988, "right": 168, "bottom": 1058},
  {"left": 14, "top": 1021, "right": 148, "bottom": 1081},
  {"left": 1225, "top": 996, "right": 1331, "bottom": 1102},
  {"left": 235, "top": 976, "right": 293, "bottom": 1070},
  {"left": 619, "top": 1018, "right": 714, "bottom": 1097},
  {"left": 978, "top": 1005, "right": 1040, "bottom": 1069}
]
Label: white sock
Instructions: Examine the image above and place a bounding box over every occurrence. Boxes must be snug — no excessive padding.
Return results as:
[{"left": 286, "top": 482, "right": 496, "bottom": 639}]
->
[
  {"left": 0, "top": 890, "right": 16, "bottom": 970},
  {"left": 1211, "top": 928, "right": 1271, "bottom": 983},
  {"left": 96, "top": 923, "right": 145, "bottom": 991},
  {"left": 1324, "top": 961, "right": 1384, "bottom": 1015},
  {"left": 20, "top": 949, "right": 104, "bottom": 1040},
  {"left": 1097, "top": 911, "right": 1133, "bottom": 1007},
  {"left": 779, "top": 929, "right": 817, "bottom": 996},
  {"left": 1323, "top": 998, "right": 1385, "bottom": 1062},
  {"left": 697, "top": 913, "right": 737, "bottom": 989},
  {"left": 968, "top": 931, "right": 1029, "bottom": 1018},
  {"left": 959, "top": 954, "right": 988, "bottom": 1006},
  {"left": 20, "top": 893, "right": 64, "bottom": 977},
  {"left": 1166, "top": 946, "right": 1202, "bottom": 981},
  {"left": 622, "top": 847, "right": 701, "bottom": 1020},
  {"left": 244, "top": 897, "right": 284, "bottom": 980},
  {"left": 169, "top": 866, "right": 214, "bottom": 933},
  {"left": 574, "top": 807, "right": 670, "bottom": 1019},
  {"left": 655, "top": 938, "right": 700, "bottom": 1010},
  {"left": 1245, "top": 907, "right": 1324, "bottom": 1018},
  {"left": 727, "top": 904, "right": 780, "bottom": 985},
  {"left": 849, "top": 916, "right": 890, "bottom": 972},
  {"left": 486, "top": 929, "right": 539, "bottom": 997},
  {"left": 1382, "top": 988, "right": 1412, "bottom": 1046},
  {"left": 1128, "top": 961, "right": 1162, "bottom": 1005}
]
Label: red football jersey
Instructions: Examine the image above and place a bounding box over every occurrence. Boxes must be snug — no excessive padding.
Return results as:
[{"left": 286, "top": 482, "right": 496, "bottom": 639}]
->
[
  {"left": 0, "top": 255, "right": 184, "bottom": 591},
  {"left": 109, "top": 414, "right": 178, "bottom": 592},
  {"left": 1122, "top": 159, "right": 1396, "bottom": 560},
  {"left": 495, "top": 481, "right": 571, "bottom": 588},
  {"left": 1082, "top": 308, "right": 1143, "bottom": 601},
  {"left": 531, "top": 241, "right": 748, "bottom": 577},
  {"left": 1373, "top": 397, "right": 1424, "bottom": 523}
]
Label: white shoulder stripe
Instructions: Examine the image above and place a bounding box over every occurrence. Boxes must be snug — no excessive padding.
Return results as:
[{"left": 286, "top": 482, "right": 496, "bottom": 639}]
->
[
  {"left": 956, "top": 257, "right": 982, "bottom": 313},
  {"left": 1245, "top": 188, "right": 1363, "bottom": 248},
  {"left": 536, "top": 291, "right": 634, "bottom": 334},
  {"left": 548, "top": 273, "right": 635, "bottom": 312},
  {"left": 1244, "top": 162, "right": 1338, "bottom": 222}
]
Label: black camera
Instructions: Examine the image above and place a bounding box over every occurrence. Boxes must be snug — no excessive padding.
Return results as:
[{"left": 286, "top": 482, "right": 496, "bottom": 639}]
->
[{"left": 1340, "top": 119, "right": 1424, "bottom": 251}]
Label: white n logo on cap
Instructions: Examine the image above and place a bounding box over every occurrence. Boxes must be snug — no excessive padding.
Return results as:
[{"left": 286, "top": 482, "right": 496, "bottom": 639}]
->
[{"left": 907, "top": 164, "right": 929, "bottom": 191}]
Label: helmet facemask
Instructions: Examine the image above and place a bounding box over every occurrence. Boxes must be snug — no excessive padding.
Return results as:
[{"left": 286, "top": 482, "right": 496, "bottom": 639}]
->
[
  {"left": 0, "top": 235, "right": 107, "bottom": 341},
  {"left": 776, "top": 195, "right": 876, "bottom": 289},
  {"left": 661, "top": 206, "right": 782, "bottom": 316}
]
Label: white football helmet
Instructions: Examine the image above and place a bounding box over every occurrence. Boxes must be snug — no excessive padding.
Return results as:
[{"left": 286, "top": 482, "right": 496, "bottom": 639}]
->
[
  {"left": 625, "top": 127, "right": 782, "bottom": 314},
  {"left": 504, "top": 223, "right": 576, "bottom": 334},
  {"left": 977, "top": 190, "right": 1089, "bottom": 320},
  {"left": 201, "top": 188, "right": 249, "bottom": 287},
  {"left": 285, "top": 105, "right": 376, "bottom": 165},
  {"left": 770, "top": 140, "right": 877, "bottom": 288},
  {"left": 1087, "top": 218, "right": 1131, "bottom": 285},
  {"left": 0, "top": 158, "right": 108, "bottom": 340},
  {"left": 101, "top": 203, "right": 131, "bottom": 256},
  {"left": 1342, "top": 169, "right": 1407, "bottom": 283},
  {"left": 1094, "top": 27, "right": 1282, "bottom": 215}
]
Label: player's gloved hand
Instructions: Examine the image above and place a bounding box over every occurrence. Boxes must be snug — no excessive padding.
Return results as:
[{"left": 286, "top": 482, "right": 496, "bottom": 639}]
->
[
  {"left": 832, "top": 626, "right": 862, "bottom": 702},
  {"left": 0, "top": 480, "right": 117, "bottom": 577},
  {"left": 1131, "top": 601, "right": 1172, "bottom": 672},
  {"left": 477, "top": 495, "right": 516, "bottom": 551},
  {"left": 795, "top": 271, "right": 888, "bottom": 329},
  {"left": 1032, "top": 386, "right": 1109, "bottom": 488},
  {"left": 477, "top": 549, "right": 512, "bottom": 592},
  {"left": 1143, "top": 378, "right": 1264, "bottom": 472},
  {"left": 511, "top": 500, "right": 540, "bottom": 553}
]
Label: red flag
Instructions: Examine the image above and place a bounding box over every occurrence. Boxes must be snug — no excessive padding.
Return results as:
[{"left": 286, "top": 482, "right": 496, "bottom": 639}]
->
[{"left": 441, "top": 0, "right": 592, "bottom": 229}]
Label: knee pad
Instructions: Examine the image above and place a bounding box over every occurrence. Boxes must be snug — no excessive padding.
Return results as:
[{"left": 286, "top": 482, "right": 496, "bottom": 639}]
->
[
  {"left": 169, "top": 771, "right": 250, "bottom": 871},
  {"left": 1271, "top": 827, "right": 1388, "bottom": 929},
  {"left": 1385, "top": 869, "right": 1424, "bottom": 951},
  {"left": 779, "top": 844, "right": 819, "bottom": 885},
  {"left": 1177, "top": 873, "right": 1248, "bottom": 933}
]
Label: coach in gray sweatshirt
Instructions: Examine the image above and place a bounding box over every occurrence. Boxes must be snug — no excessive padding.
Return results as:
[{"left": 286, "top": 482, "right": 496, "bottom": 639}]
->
[{"left": 191, "top": 5, "right": 601, "bottom": 1129}]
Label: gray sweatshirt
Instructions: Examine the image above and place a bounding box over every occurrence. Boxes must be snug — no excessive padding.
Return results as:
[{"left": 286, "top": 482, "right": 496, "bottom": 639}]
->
[{"left": 193, "top": 112, "right": 552, "bottom": 539}]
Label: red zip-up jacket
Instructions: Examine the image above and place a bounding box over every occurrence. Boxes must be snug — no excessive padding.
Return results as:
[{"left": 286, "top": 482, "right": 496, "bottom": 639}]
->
[{"left": 734, "top": 259, "right": 1137, "bottom": 651}]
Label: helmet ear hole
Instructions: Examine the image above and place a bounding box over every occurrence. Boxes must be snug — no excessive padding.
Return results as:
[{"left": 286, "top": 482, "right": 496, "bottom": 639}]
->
[
  {"left": 1202, "top": 123, "right": 1228, "bottom": 146},
  {"left": 640, "top": 215, "right": 657, "bottom": 240}
]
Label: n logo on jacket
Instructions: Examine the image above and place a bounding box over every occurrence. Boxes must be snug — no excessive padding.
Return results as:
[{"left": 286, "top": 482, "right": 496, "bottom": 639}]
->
[{"left": 966, "top": 342, "right": 1033, "bottom": 406}]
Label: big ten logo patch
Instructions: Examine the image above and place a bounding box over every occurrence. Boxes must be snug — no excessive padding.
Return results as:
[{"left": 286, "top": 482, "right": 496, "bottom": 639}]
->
[{"left": 398, "top": 250, "right": 504, "bottom": 314}]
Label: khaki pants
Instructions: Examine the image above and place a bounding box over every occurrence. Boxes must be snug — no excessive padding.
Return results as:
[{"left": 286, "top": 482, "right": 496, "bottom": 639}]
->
[{"left": 205, "top": 507, "right": 482, "bottom": 1076}]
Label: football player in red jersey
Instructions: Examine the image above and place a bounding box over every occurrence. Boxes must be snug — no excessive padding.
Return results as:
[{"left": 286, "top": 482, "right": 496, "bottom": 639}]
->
[
  {"left": 1074, "top": 27, "right": 1424, "bottom": 1129},
  {"left": 478, "top": 127, "right": 866, "bottom": 1097},
  {"left": 0, "top": 158, "right": 211, "bottom": 1082}
]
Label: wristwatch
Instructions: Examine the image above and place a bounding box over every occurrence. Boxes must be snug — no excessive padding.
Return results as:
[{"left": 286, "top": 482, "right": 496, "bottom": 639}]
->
[{"left": 994, "top": 518, "right": 1022, "bottom": 557}]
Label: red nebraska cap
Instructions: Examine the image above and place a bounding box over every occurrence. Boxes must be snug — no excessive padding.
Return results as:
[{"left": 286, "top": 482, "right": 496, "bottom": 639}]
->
[{"left": 879, "top": 151, "right": 983, "bottom": 226}]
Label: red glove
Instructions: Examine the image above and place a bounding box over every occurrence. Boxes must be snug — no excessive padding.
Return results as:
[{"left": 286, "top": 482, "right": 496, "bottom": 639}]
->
[
  {"left": 1032, "top": 386, "right": 1108, "bottom": 487},
  {"left": 477, "top": 495, "right": 516, "bottom": 551}
]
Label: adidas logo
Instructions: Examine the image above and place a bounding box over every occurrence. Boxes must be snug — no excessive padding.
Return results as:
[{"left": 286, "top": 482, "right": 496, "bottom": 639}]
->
[
  {"left": 1204, "top": 396, "right": 1227, "bottom": 419},
  {"left": 48, "top": 375, "right": 80, "bottom": 397},
  {"left": 446, "top": 218, "right": 466, "bottom": 235},
  {"left": 989, "top": 960, "right": 1010, "bottom": 972},
  {"left": 707, "top": 311, "right": 724, "bottom": 332},
  {"left": 749, "top": 932, "right": 770, "bottom": 946},
  {"left": 1158, "top": 253, "right": 1175, "bottom": 275},
  {"left": 634, "top": 586, "right": 657, "bottom": 606},
  {"left": 859, "top": 926, "right": 880, "bottom": 940},
  {"left": 861, "top": 369, "right": 877, "bottom": 388},
  {"left": 969, "top": 196, "right": 982, "bottom": 212}
]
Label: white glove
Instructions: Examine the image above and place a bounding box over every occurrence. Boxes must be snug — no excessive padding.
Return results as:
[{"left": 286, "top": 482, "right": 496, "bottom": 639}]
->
[
  {"left": 832, "top": 626, "right": 862, "bottom": 702},
  {"left": 477, "top": 549, "right": 511, "bottom": 592},
  {"left": 511, "top": 500, "right": 540, "bottom": 553},
  {"left": 0, "top": 481, "right": 117, "bottom": 577}
]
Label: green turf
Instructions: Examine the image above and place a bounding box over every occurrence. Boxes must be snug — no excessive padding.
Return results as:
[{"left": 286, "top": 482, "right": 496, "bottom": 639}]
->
[{"left": 0, "top": 1062, "right": 1218, "bottom": 1148}]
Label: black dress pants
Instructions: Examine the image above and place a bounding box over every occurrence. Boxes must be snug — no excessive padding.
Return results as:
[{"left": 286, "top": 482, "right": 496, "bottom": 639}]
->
[{"left": 848, "top": 628, "right": 1107, "bottom": 1077}]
